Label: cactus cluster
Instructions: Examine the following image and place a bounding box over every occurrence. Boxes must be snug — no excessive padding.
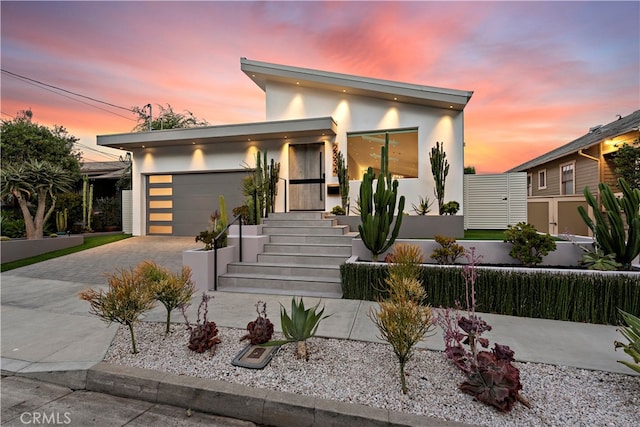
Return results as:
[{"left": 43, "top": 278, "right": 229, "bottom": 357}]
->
[
  {"left": 336, "top": 150, "right": 349, "bottom": 211},
  {"left": 55, "top": 208, "right": 67, "bottom": 232},
  {"left": 240, "top": 301, "right": 274, "bottom": 345},
  {"left": 429, "top": 141, "right": 449, "bottom": 215},
  {"left": 358, "top": 133, "right": 405, "bottom": 262},
  {"left": 578, "top": 178, "right": 640, "bottom": 270}
]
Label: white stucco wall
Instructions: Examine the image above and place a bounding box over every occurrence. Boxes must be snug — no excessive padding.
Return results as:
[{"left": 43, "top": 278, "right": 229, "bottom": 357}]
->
[{"left": 264, "top": 81, "right": 465, "bottom": 215}]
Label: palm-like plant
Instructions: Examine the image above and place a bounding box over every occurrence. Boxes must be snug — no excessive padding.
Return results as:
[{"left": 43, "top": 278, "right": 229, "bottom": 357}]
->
[
  {"left": 263, "top": 297, "right": 331, "bottom": 360},
  {"left": 615, "top": 309, "right": 640, "bottom": 374},
  {"left": 1, "top": 160, "right": 74, "bottom": 239}
]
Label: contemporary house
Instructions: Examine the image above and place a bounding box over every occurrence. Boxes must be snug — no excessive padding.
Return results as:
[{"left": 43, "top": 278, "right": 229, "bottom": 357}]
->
[
  {"left": 98, "top": 58, "right": 473, "bottom": 236},
  {"left": 507, "top": 110, "right": 640, "bottom": 236}
]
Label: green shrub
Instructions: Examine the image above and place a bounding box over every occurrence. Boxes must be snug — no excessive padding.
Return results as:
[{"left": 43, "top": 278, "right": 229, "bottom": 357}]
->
[
  {"left": 430, "top": 235, "right": 465, "bottom": 265},
  {"left": 340, "top": 263, "right": 639, "bottom": 325},
  {"left": 504, "top": 222, "right": 556, "bottom": 267},
  {"left": 442, "top": 201, "right": 460, "bottom": 215},
  {"left": 331, "top": 205, "right": 346, "bottom": 215}
]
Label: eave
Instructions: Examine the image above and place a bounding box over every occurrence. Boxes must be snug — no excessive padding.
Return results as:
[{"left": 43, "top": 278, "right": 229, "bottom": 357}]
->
[
  {"left": 97, "top": 117, "right": 337, "bottom": 150},
  {"left": 241, "top": 58, "right": 473, "bottom": 111}
]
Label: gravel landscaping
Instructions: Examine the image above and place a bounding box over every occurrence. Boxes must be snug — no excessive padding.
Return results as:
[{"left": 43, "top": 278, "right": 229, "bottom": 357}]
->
[{"left": 104, "top": 322, "right": 640, "bottom": 426}]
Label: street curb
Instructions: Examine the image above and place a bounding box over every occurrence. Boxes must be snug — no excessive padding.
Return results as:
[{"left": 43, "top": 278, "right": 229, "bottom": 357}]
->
[{"left": 84, "top": 362, "right": 471, "bottom": 427}]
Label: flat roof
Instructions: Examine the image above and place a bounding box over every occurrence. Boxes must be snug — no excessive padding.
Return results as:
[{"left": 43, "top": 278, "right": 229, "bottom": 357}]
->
[
  {"left": 98, "top": 117, "right": 337, "bottom": 150},
  {"left": 241, "top": 58, "right": 473, "bottom": 111}
]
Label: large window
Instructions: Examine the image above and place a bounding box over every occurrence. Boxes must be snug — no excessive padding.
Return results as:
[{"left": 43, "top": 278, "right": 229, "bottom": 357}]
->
[
  {"left": 347, "top": 128, "right": 418, "bottom": 180},
  {"left": 561, "top": 162, "right": 575, "bottom": 195}
]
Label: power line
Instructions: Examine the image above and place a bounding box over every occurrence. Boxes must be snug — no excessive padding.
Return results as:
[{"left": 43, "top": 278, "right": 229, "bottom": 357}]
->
[
  {"left": 1, "top": 68, "right": 135, "bottom": 113},
  {"left": 4, "top": 73, "right": 137, "bottom": 122},
  {"left": 75, "top": 142, "right": 122, "bottom": 161},
  {"left": 1, "top": 111, "right": 15, "bottom": 119}
]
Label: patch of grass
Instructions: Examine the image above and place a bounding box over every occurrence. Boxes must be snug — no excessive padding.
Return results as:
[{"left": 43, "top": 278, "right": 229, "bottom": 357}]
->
[
  {"left": 1, "top": 234, "right": 132, "bottom": 272},
  {"left": 462, "top": 229, "right": 506, "bottom": 240}
]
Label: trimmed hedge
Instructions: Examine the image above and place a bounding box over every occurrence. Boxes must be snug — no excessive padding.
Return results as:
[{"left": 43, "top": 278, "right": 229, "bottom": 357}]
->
[{"left": 340, "top": 263, "right": 640, "bottom": 325}]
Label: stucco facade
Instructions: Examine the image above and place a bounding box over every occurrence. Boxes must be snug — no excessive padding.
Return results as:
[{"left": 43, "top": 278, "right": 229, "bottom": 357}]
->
[{"left": 98, "top": 59, "right": 473, "bottom": 236}]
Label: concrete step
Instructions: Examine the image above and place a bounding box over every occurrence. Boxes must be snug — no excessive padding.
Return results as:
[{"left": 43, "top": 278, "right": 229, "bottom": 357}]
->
[
  {"left": 217, "top": 273, "right": 342, "bottom": 298},
  {"left": 262, "top": 225, "right": 349, "bottom": 235},
  {"left": 257, "top": 252, "right": 349, "bottom": 266},
  {"left": 267, "top": 212, "right": 324, "bottom": 220},
  {"left": 269, "top": 234, "right": 355, "bottom": 245},
  {"left": 226, "top": 262, "right": 341, "bottom": 279},
  {"left": 262, "top": 218, "right": 337, "bottom": 227},
  {"left": 263, "top": 243, "right": 352, "bottom": 256}
]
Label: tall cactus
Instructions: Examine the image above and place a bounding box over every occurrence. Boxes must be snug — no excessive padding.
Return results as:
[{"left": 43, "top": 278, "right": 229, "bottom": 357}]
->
[
  {"left": 337, "top": 150, "right": 349, "bottom": 210},
  {"left": 578, "top": 178, "right": 640, "bottom": 270},
  {"left": 430, "top": 141, "right": 449, "bottom": 215},
  {"left": 268, "top": 158, "right": 280, "bottom": 213},
  {"left": 358, "top": 133, "right": 405, "bottom": 261}
]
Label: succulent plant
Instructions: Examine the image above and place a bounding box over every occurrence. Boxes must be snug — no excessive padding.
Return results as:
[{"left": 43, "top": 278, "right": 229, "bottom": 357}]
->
[
  {"left": 459, "top": 348, "right": 522, "bottom": 412},
  {"left": 181, "top": 293, "right": 221, "bottom": 355},
  {"left": 240, "top": 301, "right": 274, "bottom": 345}
]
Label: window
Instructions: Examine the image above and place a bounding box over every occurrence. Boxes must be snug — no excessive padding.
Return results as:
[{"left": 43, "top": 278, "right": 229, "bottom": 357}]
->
[
  {"left": 527, "top": 174, "right": 532, "bottom": 196},
  {"left": 561, "top": 162, "right": 575, "bottom": 195},
  {"left": 347, "top": 128, "right": 418, "bottom": 180},
  {"left": 538, "top": 170, "right": 547, "bottom": 190}
]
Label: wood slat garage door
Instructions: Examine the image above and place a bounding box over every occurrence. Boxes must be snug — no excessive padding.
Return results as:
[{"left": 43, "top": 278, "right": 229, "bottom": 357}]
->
[{"left": 147, "top": 172, "right": 246, "bottom": 236}]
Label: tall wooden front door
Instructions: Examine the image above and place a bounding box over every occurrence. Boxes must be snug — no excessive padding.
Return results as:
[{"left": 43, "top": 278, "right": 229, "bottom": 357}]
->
[{"left": 289, "top": 143, "right": 325, "bottom": 211}]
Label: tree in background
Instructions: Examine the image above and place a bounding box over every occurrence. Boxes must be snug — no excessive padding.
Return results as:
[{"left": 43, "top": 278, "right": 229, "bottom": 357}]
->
[
  {"left": 132, "top": 103, "right": 209, "bottom": 131},
  {"left": 613, "top": 143, "right": 640, "bottom": 190},
  {"left": 1, "top": 110, "right": 81, "bottom": 175},
  {"left": 464, "top": 166, "right": 476, "bottom": 174},
  {"left": 0, "top": 110, "right": 81, "bottom": 239}
]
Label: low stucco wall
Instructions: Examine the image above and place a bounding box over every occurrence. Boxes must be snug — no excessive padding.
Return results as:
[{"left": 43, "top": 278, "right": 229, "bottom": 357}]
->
[
  {"left": 334, "top": 215, "right": 464, "bottom": 238},
  {"left": 352, "top": 238, "right": 587, "bottom": 266},
  {"left": 1, "top": 236, "right": 84, "bottom": 264}
]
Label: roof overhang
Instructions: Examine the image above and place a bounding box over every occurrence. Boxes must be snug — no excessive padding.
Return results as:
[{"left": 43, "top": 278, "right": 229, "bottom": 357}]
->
[
  {"left": 98, "top": 117, "right": 337, "bottom": 150},
  {"left": 241, "top": 58, "right": 473, "bottom": 111}
]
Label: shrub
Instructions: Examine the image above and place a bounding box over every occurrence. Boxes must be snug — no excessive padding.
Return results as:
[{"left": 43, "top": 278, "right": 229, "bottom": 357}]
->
[
  {"left": 503, "top": 222, "right": 556, "bottom": 267},
  {"left": 180, "top": 293, "right": 221, "bottom": 354},
  {"left": 331, "top": 205, "right": 346, "bottom": 215},
  {"left": 136, "top": 261, "right": 195, "bottom": 335},
  {"left": 79, "top": 267, "right": 156, "bottom": 354},
  {"left": 263, "top": 297, "right": 331, "bottom": 360},
  {"left": 370, "top": 245, "right": 434, "bottom": 394},
  {"left": 442, "top": 200, "right": 460, "bottom": 215},
  {"left": 430, "top": 235, "right": 465, "bottom": 265},
  {"left": 240, "top": 301, "right": 274, "bottom": 345}
]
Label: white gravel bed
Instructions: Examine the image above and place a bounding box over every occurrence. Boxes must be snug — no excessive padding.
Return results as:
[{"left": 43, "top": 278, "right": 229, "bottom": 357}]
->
[{"left": 104, "top": 322, "right": 640, "bottom": 426}]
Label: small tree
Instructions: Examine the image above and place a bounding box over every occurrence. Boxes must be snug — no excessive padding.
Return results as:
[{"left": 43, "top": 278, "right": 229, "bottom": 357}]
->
[
  {"left": 429, "top": 141, "right": 449, "bottom": 215},
  {"left": 132, "top": 103, "right": 209, "bottom": 131},
  {"left": 79, "top": 267, "right": 156, "bottom": 354},
  {"left": 1, "top": 160, "right": 74, "bottom": 239},
  {"left": 613, "top": 143, "right": 640, "bottom": 189},
  {"left": 503, "top": 222, "right": 557, "bottom": 267}
]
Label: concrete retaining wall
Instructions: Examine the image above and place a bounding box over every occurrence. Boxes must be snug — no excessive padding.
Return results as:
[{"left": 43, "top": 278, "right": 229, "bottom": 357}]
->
[
  {"left": 334, "top": 215, "right": 465, "bottom": 238},
  {"left": 1, "top": 236, "right": 84, "bottom": 264},
  {"left": 352, "top": 238, "right": 587, "bottom": 266}
]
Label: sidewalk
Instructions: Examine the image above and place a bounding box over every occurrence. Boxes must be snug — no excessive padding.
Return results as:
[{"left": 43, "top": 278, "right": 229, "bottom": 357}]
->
[{"left": 1, "top": 237, "right": 635, "bottom": 426}]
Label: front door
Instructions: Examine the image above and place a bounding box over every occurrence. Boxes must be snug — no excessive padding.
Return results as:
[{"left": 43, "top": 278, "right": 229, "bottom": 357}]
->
[{"left": 289, "top": 143, "right": 325, "bottom": 211}]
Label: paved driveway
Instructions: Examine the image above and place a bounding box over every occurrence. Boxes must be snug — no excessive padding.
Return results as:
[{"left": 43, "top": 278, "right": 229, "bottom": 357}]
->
[{"left": 3, "top": 236, "right": 197, "bottom": 285}]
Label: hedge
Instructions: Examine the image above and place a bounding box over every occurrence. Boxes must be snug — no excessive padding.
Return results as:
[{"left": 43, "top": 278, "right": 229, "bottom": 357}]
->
[{"left": 340, "top": 263, "right": 640, "bottom": 325}]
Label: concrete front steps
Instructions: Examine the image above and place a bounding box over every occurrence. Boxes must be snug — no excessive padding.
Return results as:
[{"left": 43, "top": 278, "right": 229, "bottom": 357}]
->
[{"left": 218, "top": 212, "right": 354, "bottom": 298}]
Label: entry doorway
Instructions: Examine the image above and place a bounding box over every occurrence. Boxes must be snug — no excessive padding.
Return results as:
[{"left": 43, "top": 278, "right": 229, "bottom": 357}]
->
[{"left": 289, "top": 143, "right": 325, "bottom": 211}]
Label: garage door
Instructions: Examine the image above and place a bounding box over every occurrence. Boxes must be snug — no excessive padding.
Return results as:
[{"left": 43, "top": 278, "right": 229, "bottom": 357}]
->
[{"left": 147, "top": 172, "right": 246, "bottom": 236}]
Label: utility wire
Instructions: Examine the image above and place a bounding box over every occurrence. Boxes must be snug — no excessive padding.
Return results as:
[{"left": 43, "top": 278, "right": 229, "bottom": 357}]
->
[
  {"left": 4, "top": 72, "right": 137, "bottom": 122},
  {"left": 1, "top": 68, "right": 135, "bottom": 113}
]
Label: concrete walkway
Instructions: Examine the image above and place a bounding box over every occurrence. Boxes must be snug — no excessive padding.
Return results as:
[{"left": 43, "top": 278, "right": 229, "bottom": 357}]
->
[{"left": 1, "top": 236, "right": 636, "bottom": 426}]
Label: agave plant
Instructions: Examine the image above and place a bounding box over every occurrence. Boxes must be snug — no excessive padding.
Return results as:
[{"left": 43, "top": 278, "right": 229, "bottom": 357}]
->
[
  {"left": 614, "top": 309, "right": 640, "bottom": 374},
  {"left": 263, "top": 297, "right": 331, "bottom": 360}
]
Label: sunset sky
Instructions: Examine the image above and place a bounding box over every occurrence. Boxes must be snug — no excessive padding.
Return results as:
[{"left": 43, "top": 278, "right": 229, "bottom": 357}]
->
[{"left": 1, "top": 1, "right": 638, "bottom": 173}]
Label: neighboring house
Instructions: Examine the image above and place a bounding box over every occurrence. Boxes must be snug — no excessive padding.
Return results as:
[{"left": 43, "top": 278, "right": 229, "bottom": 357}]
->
[
  {"left": 80, "top": 160, "right": 129, "bottom": 199},
  {"left": 507, "top": 110, "right": 640, "bottom": 236},
  {"left": 98, "top": 58, "right": 473, "bottom": 236}
]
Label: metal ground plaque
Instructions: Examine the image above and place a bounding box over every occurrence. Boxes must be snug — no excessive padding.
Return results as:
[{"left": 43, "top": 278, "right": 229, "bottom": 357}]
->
[{"left": 231, "top": 344, "right": 280, "bottom": 369}]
